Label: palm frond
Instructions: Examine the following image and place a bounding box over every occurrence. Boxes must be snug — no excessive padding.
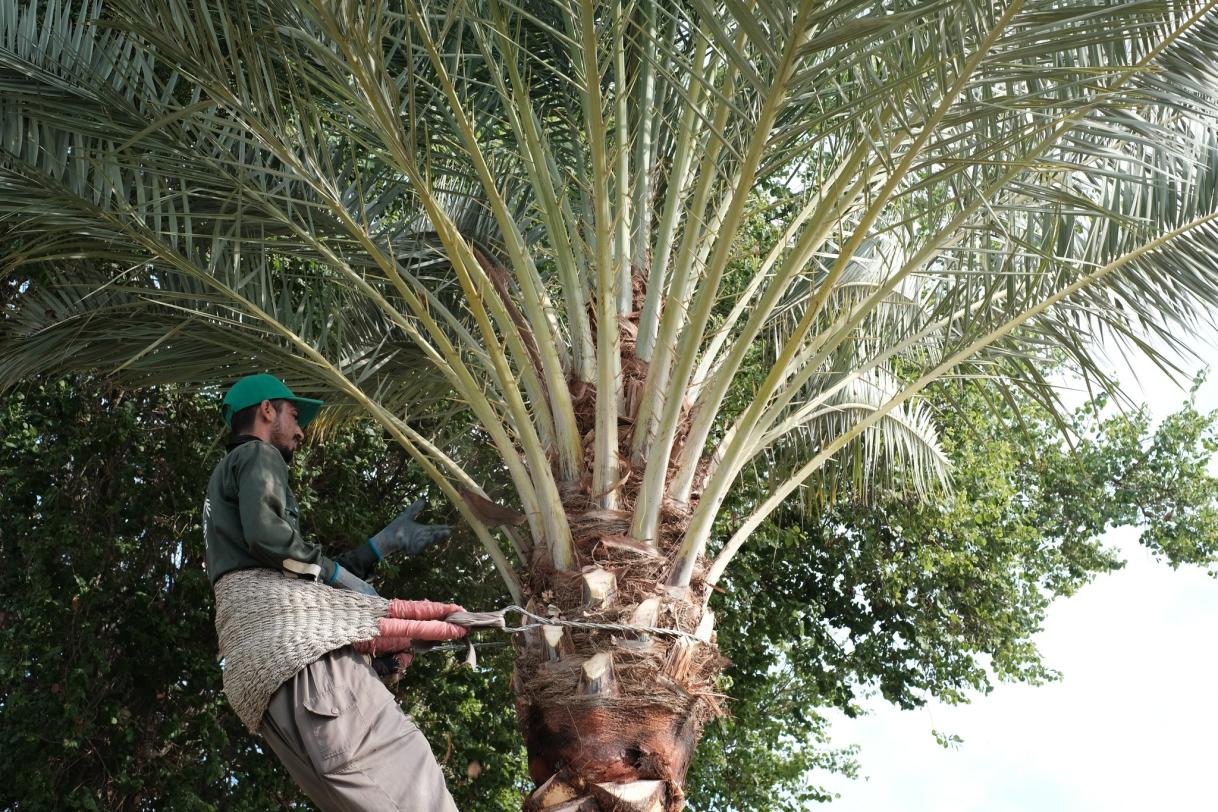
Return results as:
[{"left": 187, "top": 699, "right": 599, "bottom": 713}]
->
[{"left": 6, "top": 0, "right": 1218, "bottom": 592}]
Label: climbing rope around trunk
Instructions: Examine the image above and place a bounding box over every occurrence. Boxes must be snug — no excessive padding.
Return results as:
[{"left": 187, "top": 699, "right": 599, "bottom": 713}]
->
[
  {"left": 443, "top": 605, "right": 706, "bottom": 642},
  {"left": 501, "top": 605, "right": 707, "bottom": 642},
  {"left": 423, "top": 605, "right": 709, "bottom": 665}
]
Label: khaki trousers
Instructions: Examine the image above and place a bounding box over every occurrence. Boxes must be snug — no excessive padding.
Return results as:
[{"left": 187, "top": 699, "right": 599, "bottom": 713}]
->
[{"left": 261, "top": 647, "right": 459, "bottom": 812}]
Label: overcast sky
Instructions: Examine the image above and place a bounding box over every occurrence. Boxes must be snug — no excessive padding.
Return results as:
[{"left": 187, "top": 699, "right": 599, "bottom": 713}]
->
[{"left": 820, "top": 356, "right": 1218, "bottom": 812}]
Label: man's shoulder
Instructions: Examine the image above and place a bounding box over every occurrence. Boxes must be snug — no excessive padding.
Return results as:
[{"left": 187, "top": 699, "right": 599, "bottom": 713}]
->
[{"left": 224, "top": 439, "right": 283, "bottom": 472}]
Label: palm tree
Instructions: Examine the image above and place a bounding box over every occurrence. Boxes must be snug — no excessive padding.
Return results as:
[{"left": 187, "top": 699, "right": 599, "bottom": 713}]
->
[{"left": 4, "top": 1, "right": 1218, "bottom": 807}]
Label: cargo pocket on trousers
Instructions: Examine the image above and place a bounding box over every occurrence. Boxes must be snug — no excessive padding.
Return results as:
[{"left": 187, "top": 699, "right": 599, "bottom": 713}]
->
[{"left": 299, "top": 685, "right": 365, "bottom": 774}]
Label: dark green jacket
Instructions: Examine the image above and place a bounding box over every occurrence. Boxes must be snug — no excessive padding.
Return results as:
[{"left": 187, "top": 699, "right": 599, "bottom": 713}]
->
[{"left": 203, "top": 437, "right": 378, "bottom": 586}]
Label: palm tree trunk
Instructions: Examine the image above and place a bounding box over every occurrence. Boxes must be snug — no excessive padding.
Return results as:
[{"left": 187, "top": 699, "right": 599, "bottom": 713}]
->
[
  {"left": 511, "top": 317, "right": 724, "bottom": 809},
  {"left": 513, "top": 529, "right": 724, "bottom": 811}
]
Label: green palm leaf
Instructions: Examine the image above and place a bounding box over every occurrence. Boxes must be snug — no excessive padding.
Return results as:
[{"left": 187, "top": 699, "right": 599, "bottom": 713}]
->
[{"left": 4, "top": 0, "right": 1218, "bottom": 596}]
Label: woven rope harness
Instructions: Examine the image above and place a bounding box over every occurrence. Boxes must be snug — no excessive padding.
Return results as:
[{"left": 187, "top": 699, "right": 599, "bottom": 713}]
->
[
  {"left": 215, "top": 569, "right": 705, "bottom": 733},
  {"left": 215, "top": 570, "right": 387, "bottom": 732}
]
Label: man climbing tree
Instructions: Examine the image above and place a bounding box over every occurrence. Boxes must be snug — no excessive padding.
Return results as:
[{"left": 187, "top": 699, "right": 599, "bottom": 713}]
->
[{"left": 204, "top": 373, "right": 468, "bottom": 811}]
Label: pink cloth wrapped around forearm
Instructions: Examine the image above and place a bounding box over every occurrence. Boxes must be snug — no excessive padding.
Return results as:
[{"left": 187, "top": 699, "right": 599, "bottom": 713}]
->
[
  {"left": 352, "top": 599, "right": 468, "bottom": 657},
  {"left": 387, "top": 599, "right": 464, "bottom": 620},
  {"left": 352, "top": 619, "right": 464, "bottom": 656},
  {"left": 352, "top": 622, "right": 462, "bottom": 653},
  {"left": 351, "top": 599, "right": 496, "bottom": 665},
  {"left": 377, "top": 617, "right": 467, "bottom": 641}
]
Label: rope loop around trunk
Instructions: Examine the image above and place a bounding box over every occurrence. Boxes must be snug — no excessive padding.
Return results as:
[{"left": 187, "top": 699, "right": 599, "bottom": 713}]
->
[
  {"left": 426, "top": 605, "right": 711, "bottom": 667},
  {"left": 498, "top": 605, "right": 707, "bottom": 644}
]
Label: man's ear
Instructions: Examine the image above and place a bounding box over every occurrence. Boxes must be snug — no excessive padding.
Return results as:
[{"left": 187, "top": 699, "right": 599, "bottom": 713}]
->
[{"left": 257, "top": 399, "right": 276, "bottom": 424}]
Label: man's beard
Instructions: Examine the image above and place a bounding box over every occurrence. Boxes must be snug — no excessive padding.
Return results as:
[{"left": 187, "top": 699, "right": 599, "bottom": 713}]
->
[{"left": 269, "top": 421, "right": 296, "bottom": 463}]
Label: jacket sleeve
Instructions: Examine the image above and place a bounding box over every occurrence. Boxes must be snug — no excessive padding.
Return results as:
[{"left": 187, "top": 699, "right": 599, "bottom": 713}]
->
[
  {"left": 235, "top": 443, "right": 338, "bottom": 583},
  {"left": 334, "top": 542, "right": 380, "bottom": 581}
]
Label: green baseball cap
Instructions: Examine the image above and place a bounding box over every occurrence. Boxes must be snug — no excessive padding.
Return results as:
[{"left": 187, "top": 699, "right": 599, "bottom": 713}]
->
[{"left": 221, "top": 374, "right": 324, "bottom": 430}]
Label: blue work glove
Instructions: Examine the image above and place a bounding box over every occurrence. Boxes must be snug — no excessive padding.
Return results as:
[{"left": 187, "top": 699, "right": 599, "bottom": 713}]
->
[
  {"left": 330, "top": 564, "right": 379, "bottom": 597},
  {"left": 368, "top": 498, "right": 451, "bottom": 561}
]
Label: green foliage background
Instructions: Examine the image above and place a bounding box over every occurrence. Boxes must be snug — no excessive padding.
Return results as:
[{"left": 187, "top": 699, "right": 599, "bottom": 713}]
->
[
  {"left": 0, "top": 379, "right": 527, "bottom": 810},
  {"left": 1, "top": 374, "right": 1216, "bottom": 810}
]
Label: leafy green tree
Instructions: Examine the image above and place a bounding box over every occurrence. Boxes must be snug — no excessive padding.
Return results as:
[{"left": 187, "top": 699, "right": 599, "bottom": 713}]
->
[
  {"left": 5, "top": 2, "right": 1218, "bottom": 807},
  {"left": 0, "top": 379, "right": 528, "bottom": 810},
  {"left": 690, "top": 373, "right": 1218, "bottom": 809}
]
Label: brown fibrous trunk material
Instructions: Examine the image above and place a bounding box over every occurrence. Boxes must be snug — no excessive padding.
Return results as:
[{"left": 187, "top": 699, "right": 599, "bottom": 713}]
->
[{"left": 514, "top": 532, "right": 726, "bottom": 811}]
